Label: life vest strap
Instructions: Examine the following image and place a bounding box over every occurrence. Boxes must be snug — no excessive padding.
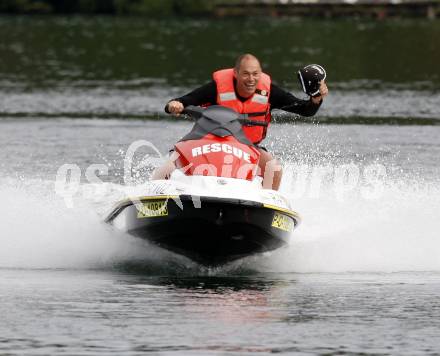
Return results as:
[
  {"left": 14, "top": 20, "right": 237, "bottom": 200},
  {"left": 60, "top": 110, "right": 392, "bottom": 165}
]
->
[
  {"left": 239, "top": 119, "right": 269, "bottom": 127},
  {"left": 246, "top": 111, "right": 268, "bottom": 117}
]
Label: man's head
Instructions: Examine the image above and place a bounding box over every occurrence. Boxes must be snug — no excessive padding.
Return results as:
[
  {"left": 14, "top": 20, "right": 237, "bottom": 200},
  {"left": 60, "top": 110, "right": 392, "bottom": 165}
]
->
[{"left": 234, "top": 54, "right": 262, "bottom": 98}]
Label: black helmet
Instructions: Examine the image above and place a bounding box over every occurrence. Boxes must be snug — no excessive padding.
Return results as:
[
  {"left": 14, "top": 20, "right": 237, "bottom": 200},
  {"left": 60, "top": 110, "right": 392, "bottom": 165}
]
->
[{"left": 297, "top": 64, "right": 326, "bottom": 97}]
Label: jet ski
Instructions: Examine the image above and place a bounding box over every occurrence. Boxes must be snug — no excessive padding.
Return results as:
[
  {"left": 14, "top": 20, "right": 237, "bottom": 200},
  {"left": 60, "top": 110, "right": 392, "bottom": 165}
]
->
[{"left": 105, "top": 105, "right": 301, "bottom": 266}]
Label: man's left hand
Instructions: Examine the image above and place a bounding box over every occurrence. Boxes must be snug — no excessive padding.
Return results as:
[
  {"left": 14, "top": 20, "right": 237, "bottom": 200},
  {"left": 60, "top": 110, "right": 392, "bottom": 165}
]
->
[{"left": 311, "top": 81, "right": 328, "bottom": 104}]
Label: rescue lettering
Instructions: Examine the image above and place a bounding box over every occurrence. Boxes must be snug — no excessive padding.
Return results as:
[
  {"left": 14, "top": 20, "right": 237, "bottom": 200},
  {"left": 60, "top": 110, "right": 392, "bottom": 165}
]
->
[{"left": 192, "top": 144, "right": 251, "bottom": 163}]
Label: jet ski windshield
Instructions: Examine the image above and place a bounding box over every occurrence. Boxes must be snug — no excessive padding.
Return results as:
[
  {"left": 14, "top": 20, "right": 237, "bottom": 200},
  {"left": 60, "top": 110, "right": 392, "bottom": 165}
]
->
[{"left": 180, "top": 105, "right": 252, "bottom": 145}]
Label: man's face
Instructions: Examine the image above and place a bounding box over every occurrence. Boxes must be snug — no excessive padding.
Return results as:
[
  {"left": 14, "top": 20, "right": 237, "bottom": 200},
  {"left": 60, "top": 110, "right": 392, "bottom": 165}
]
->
[{"left": 234, "top": 58, "right": 262, "bottom": 97}]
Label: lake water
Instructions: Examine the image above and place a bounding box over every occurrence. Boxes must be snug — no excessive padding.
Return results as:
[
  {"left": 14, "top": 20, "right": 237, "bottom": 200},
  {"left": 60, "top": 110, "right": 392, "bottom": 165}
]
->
[{"left": 1, "top": 16, "right": 440, "bottom": 355}]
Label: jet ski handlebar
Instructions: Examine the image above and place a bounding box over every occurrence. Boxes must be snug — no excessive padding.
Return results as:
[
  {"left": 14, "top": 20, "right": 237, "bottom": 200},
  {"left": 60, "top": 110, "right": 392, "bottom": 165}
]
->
[
  {"left": 181, "top": 105, "right": 204, "bottom": 119},
  {"left": 182, "top": 105, "right": 268, "bottom": 127}
]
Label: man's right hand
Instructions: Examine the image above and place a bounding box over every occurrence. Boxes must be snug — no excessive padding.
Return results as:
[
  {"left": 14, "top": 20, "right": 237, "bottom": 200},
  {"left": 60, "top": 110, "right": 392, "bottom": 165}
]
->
[{"left": 167, "top": 100, "right": 184, "bottom": 116}]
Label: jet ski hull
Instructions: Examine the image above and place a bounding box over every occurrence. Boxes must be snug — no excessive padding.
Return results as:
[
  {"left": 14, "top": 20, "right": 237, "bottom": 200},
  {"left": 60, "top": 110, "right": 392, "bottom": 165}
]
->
[{"left": 106, "top": 195, "right": 300, "bottom": 266}]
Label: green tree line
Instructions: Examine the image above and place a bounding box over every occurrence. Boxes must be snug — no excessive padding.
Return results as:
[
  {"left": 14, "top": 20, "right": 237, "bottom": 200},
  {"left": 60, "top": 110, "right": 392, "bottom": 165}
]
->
[{"left": 0, "top": 0, "right": 218, "bottom": 15}]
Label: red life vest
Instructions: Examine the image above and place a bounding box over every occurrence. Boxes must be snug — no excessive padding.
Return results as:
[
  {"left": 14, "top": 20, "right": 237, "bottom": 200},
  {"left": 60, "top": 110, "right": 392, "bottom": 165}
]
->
[{"left": 212, "top": 68, "right": 271, "bottom": 144}]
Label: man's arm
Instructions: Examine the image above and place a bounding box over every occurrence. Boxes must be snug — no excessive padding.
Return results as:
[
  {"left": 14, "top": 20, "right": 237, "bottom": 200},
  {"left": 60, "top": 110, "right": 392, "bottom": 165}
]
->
[
  {"left": 270, "top": 83, "right": 325, "bottom": 117},
  {"left": 165, "top": 81, "right": 217, "bottom": 115}
]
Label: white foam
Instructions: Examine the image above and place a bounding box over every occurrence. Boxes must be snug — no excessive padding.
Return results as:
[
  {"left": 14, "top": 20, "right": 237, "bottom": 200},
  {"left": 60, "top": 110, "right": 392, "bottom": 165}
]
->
[
  {"left": 1, "top": 173, "right": 439, "bottom": 273},
  {"left": 256, "top": 169, "right": 440, "bottom": 273},
  {"left": 0, "top": 179, "right": 149, "bottom": 269}
]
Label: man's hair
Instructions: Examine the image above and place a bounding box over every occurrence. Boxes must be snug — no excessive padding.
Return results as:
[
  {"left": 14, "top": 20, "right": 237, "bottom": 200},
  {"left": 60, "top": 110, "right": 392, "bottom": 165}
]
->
[{"left": 234, "top": 53, "right": 260, "bottom": 72}]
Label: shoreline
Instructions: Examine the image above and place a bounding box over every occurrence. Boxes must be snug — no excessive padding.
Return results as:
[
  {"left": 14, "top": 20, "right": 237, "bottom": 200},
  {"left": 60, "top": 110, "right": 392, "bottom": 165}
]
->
[
  {"left": 1, "top": 0, "right": 439, "bottom": 19},
  {"left": 215, "top": 0, "right": 440, "bottom": 19}
]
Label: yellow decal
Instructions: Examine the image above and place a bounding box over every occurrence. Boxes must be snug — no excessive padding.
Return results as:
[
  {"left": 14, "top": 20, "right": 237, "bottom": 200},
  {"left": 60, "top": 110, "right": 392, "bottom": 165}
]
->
[
  {"left": 136, "top": 200, "right": 168, "bottom": 218},
  {"left": 271, "top": 212, "right": 293, "bottom": 232}
]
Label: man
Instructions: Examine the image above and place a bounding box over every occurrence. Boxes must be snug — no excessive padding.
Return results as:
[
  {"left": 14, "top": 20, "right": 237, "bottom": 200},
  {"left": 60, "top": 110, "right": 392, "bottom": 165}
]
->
[{"left": 153, "top": 53, "right": 328, "bottom": 190}]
